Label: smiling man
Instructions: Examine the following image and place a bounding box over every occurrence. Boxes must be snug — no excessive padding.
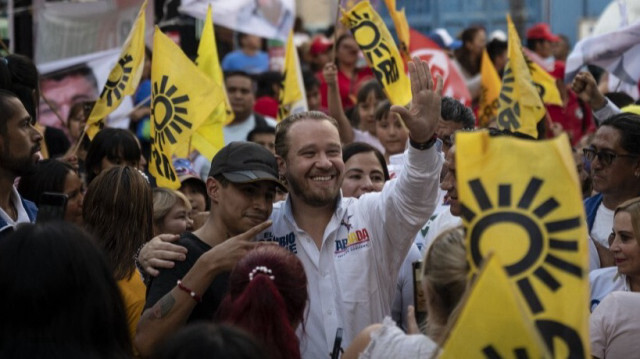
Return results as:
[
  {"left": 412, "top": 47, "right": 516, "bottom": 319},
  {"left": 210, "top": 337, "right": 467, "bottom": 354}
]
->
[
  {"left": 0, "top": 90, "right": 42, "bottom": 238},
  {"left": 135, "top": 141, "right": 286, "bottom": 356},
  {"left": 260, "top": 58, "right": 443, "bottom": 358}
]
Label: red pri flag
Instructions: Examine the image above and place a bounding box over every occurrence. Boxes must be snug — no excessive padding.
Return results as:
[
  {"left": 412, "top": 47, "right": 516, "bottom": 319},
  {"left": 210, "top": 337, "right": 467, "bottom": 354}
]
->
[{"left": 409, "top": 28, "right": 472, "bottom": 107}]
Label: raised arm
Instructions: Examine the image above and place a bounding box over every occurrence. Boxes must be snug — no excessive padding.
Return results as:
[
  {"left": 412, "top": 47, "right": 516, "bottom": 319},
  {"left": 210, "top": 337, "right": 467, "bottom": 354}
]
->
[
  {"left": 134, "top": 221, "right": 271, "bottom": 357},
  {"left": 323, "top": 63, "right": 355, "bottom": 144}
]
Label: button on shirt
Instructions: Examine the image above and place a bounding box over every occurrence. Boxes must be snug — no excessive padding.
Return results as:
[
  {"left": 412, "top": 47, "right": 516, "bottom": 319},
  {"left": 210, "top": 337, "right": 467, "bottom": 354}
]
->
[{"left": 257, "top": 146, "right": 442, "bottom": 359}]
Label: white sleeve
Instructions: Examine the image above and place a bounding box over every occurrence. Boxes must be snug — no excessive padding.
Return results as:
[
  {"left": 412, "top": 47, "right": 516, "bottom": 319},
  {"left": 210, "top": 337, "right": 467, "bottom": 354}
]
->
[{"left": 593, "top": 98, "right": 620, "bottom": 125}]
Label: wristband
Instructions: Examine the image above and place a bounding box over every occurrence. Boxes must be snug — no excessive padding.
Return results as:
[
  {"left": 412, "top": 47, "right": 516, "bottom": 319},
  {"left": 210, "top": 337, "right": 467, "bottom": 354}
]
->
[
  {"left": 177, "top": 279, "right": 202, "bottom": 303},
  {"left": 409, "top": 134, "right": 438, "bottom": 150}
]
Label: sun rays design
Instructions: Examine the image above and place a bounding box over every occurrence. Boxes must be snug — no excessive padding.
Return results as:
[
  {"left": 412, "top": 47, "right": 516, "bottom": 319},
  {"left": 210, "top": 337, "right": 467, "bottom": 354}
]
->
[
  {"left": 101, "top": 54, "right": 133, "bottom": 107},
  {"left": 152, "top": 75, "right": 191, "bottom": 152},
  {"left": 461, "top": 177, "right": 582, "bottom": 315}
]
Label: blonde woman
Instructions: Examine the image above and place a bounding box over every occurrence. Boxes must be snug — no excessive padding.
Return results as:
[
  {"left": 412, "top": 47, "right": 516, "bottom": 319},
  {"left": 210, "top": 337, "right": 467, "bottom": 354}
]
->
[
  {"left": 343, "top": 227, "right": 469, "bottom": 358},
  {"left": 153, "top": 188, "right": 194, "bottom": 236}
]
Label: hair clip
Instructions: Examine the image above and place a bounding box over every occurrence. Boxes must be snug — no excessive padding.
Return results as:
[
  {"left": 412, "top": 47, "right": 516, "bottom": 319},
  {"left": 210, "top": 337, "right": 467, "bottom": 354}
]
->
[{"left": 249, "top": 265, "right": 275, "bottom": 281}]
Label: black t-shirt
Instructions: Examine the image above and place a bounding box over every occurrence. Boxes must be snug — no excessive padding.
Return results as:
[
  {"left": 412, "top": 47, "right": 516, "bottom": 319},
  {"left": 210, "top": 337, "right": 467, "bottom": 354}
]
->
[{"left": 144, "top": 232, "right": 229, "bottom": 322}]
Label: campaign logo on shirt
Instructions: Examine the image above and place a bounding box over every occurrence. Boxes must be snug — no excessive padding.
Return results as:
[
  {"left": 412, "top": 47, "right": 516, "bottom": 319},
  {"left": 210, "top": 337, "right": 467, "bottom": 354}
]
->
[
  {"left": 260, "top": 231, "right": 297, "bottom": 254},
  {"left": 335, "top": 228, "right": 371, "bottom": 257}
]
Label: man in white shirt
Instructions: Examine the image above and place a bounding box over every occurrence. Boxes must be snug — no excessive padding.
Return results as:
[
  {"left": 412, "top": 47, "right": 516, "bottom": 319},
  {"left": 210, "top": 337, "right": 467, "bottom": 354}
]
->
[
  {"left": 259, "top": 58, "right": 443, "bottom": 358},
  {"left": 0, "top": 90, "right": 41, "bottom": 238}
]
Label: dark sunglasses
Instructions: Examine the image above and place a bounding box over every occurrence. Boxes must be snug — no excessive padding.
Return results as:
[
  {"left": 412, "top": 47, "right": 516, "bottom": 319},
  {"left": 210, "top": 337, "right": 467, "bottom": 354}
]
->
[{"left": 583, "top": 147, "right": 638, "bottom": 167}]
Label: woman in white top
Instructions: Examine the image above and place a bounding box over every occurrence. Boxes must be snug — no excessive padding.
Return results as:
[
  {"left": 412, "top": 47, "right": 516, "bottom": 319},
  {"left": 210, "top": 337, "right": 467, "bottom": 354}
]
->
[
  {"left": 342, "top": 227, "right": 469, "bottom": 359},
  {"left": 589, "top": 197, "right": 640, "bottom": 311}
]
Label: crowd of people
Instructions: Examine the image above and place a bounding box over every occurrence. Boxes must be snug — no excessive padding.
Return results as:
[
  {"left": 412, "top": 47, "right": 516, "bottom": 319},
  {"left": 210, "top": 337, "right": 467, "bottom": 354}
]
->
[{"left": 1, "top": 13, "right": 640, "bottom": 359}]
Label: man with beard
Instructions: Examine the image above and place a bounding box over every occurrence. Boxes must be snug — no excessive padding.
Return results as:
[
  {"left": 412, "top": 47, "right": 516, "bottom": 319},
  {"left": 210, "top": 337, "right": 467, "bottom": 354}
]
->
[
  {"left": 0, "top": 90, "right": 42, "bottom": 238},
  {"left": 134, "top": 141, "right": 285, "bottom": 357},
  {"left": 258, "top": 58, "right": 443, "bottom": 358}
]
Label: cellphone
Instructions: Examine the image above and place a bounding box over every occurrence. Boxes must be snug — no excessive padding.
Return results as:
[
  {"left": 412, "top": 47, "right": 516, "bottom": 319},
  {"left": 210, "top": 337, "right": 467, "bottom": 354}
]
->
[
  {"left": 331, "top": 327, "right": 343, "bottom": 359},
  {"left": 412, "top": 261, "right": 427, "bottom": 325},
  {"left": 36, "top": 192, "right": 68, "bottom": 223}
]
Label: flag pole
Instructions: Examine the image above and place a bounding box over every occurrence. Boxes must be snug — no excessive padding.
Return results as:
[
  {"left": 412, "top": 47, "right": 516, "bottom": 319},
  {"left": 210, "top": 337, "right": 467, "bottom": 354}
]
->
[{"left": 330, "top": 1, "right": 342, "bottom": 63}]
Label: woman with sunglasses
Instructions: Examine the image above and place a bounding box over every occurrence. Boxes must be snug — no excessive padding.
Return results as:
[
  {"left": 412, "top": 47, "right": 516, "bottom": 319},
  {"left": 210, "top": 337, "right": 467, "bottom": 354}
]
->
[{"left": 583, "top": 113, "right": 640, "bottom": 270}]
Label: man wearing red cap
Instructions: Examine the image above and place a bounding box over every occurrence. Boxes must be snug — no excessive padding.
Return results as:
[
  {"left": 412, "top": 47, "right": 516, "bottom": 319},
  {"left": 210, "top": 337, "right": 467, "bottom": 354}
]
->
[{"left": 526, "top": 23, "right": 559, "bottom": 61}]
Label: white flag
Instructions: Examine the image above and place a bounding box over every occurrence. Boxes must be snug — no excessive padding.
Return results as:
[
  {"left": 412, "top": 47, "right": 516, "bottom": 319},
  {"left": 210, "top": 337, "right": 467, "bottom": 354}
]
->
[{"left": 565, "top": 20, "right": 640, "bottom": 86}]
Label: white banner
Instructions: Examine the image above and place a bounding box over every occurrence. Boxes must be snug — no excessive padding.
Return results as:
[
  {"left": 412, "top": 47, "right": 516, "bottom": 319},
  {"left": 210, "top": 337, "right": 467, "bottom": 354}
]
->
[
  {"left": 33, "top": 0, "right": 153, "bottom": 64},
  {"left": 178, "top": 0, "right": 295, "bottom": 41},
  {"left": 565, "top": 20, "right": 640, "bottom": 86}
]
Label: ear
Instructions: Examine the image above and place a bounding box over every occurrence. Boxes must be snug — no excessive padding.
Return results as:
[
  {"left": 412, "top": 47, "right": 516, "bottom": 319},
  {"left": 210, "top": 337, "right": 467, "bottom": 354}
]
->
[
  {"left": 206, "top": 177, "right": 221, "bottom": 204},
  {"left": 276, "top": 155, "right": 286, "bottom": 177}
]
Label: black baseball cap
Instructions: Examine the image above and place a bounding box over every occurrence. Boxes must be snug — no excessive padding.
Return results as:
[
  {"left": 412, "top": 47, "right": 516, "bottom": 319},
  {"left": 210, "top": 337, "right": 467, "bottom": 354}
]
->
[{"left": 209, "top": 141, "right": 286, "bottom": 192}]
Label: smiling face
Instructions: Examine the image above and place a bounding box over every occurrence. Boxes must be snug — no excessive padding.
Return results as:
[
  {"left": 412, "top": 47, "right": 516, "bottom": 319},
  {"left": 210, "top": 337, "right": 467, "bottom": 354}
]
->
[
  {"left": 376, "top": 112, "right": 408, "bottom": 157},
  {"left": 210, "top": 178, "right": 276, "bottom": 236},
  {"left": 0, "top": 97, "right": 43, "bottom": 177},
  {"left": 341, "top": 151, "right": 386, "bottom": 198},
  {"left": 281, "top": 119, "right": 344, "bottom": 207},
  {"left": 610, "top": 211, "right": 640, "bottom": 278}
]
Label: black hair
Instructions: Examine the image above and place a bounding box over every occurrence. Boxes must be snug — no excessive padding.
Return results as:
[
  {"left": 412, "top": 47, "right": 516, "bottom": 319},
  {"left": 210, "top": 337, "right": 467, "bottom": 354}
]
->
[
  {"left": 17, "top": 159, "right": 75, "bottom": 206},
  {"left": 224, "top": 71, "right": 258, "bottom": 93},
  {"left": 256, "top": 72, "right": 283, "bottom": 98},
  {"left": 342, "top": 142, "right": 390, "bottom": 181},
  {"left": 302, "top": 69, "right": 319, "bottom": 91},
  {"left": 441, "top": 97, "right": 475, "bottom": 129},
  {"left": 0, "top": 54, "right": 39, "bottom": 119},
  {"left": 154, "top": 323, "right": 264, "bottom": 359},
  {"left": 0, "top": 89, "right": 20, "bottom": 135},
  {"left": 351, "top": 80, "right": 386, "bottom": 126},
  {"left": 526, "top": 38, "right": 546, "bottom": 51},
  {"left": 247, "top": 125, "right": 276, "bottom": 142},
  {"left": 601, "top": 113, "right": 640, "bottom": 154},
  {"left": 180, "top": 178, "right": 210, "bottom": 211},
  {"left": 374, "top": 99, "right": 392, "bottom": 122},
  {"left": 0, "top": 222, "right": 132, "bottom": 358},
  {"left": 605, "top": 92, "right": 634, "bottom": 109},
  {"left": 85, "top": 128, "right": 141, "bottom": 184},
  {"left": 486, "top": 38, "right": 507, "bottom": 63}
]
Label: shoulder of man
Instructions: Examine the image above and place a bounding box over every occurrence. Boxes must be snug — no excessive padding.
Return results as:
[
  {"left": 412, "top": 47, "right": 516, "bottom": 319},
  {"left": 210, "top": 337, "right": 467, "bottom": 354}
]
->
[{"left": 22, "top": 198, "right": 38, "bottom": 223}]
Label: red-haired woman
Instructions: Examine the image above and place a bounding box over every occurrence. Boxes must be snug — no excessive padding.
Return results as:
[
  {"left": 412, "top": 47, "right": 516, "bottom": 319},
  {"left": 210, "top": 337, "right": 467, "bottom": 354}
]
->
[{"left": 217, "top": 245, "right": 308, "bottom": 359}]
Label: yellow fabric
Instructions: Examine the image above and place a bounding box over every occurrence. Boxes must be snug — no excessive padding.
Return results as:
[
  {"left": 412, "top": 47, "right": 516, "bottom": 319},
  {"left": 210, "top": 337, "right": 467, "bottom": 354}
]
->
[
  {"left": 86, "top": 0, "right": 147, "bottom": 139},
  {"left": 497, "top": 15, "right": 546, "bottom": 138},
  {"left": 527, "top": 60, "right": 563, "bottom": 106},
  {"left": 341, "top": 1, "right": 411, "bottom": 106},
  {"left": 150, "top": 27, "right": 222, "bottom": 189},
  {"left": 478, "top": 49, "right": 501, "bottom": 127},
  {"left": 175, "top": 5, "right": 231, "bottom": 159},
  {"left": 455, "top": 131, "right": 590, "bottom": 358},
  {"left": 440, "top": 254, "right": 550, "bottom": 358},
  {"left": 277, "top": 30, "right": 308, "bottom": 121},
  {"left": 383, "top": 0, "right": 410, "bottom": 60},
  {"left": 622, "top": 104, "right": 640, "bottom": 115},
  {"left": 117, "top": 271, "right": 146, "bottom": 356}
]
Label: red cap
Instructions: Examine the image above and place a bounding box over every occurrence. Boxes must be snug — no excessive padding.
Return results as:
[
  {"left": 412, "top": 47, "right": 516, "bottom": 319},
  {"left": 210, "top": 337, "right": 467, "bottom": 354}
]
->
[
  {"left": 526, "top": 23, "right": 559, "bottom": 42},
  {"left": 310, "top": 35, "right": 333, "bottom": 56}
]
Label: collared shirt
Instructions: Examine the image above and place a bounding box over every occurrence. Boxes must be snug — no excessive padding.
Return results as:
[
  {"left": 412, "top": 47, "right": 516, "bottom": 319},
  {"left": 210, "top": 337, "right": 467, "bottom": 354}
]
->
[
  {"left": 0, "top": 186, "right": 34, "bottom": 236},
  {"left": 593, "top": 98, "right": 621, "bottom": 125},
  {"left": 589, "top": 266, "right": 629, "bottom": 312},
  {"left": 257, "top": 145, "right": 442, "bottom": 359}
]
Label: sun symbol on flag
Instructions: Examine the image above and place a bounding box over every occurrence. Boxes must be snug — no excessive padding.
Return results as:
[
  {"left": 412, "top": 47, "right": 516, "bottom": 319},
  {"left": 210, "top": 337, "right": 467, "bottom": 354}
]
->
[
  {"left": 101, "top": 54, "right": 133, "bottom": 107},
  {"left": 461, "top": 177, "right": 583, "bottom": 315},
  {"left": 482, "top": 345, "right": 531, "bottom": 359},
  {"left": 152, "top": 75, "right": 191, "bottom": 152}
]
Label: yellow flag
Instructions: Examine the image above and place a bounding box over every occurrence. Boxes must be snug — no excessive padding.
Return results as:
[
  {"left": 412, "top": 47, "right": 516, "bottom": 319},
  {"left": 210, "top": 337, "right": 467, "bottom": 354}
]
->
[
  {"left": 440, "top": 254, "right": 551, "bottom": 359},
  {"left": 478, "top": 49, "right": 501, "bottom": 127},
  {"left": 528, "top": 58, "right": 563, "bottom": 106},
  {"left": 383, "top": 0, "right": 410, "bottom": 61},
  {"left": 341, "top": 1, "right": 411, "bottom": 106},
  {"left": 86, "top": 0, "right": 147, "bottom": 139},
  {"left": 175, "top": 5, "right": 232, "bottom": 159},
  {"left": 278, "top": 30, "right": 308, "bottom": 121},
  {"left": 150, "top": 27, "right": 222, "bottom": 189},
  {"left": 456, "top": 131, "right": 590, "bottom": 358},
  {"left": 497, "top": 15, "right": 546, "bottom": 138}
]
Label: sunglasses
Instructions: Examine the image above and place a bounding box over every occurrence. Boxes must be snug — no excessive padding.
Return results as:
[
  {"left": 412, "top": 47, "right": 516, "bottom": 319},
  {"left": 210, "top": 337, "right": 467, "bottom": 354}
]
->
[{"left": 583, "top": 147, "right": 638, "bottom": 167}]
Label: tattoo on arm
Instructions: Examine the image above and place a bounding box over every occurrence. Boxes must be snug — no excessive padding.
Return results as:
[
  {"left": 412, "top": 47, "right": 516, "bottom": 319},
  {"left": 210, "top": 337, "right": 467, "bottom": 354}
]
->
[{"left": 151, "top": 294, "right": 176, "bottom": 320}]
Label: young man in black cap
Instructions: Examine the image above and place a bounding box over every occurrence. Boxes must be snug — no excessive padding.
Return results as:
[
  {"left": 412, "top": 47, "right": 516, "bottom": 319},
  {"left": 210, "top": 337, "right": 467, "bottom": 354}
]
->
[{"left": 135, "top": 141, "right": 285, "bottom": 357}]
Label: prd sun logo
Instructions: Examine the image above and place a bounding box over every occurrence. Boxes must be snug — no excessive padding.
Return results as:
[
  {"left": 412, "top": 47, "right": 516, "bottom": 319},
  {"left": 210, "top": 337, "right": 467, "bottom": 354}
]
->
[
  {"left": 461, "top": 177, "right": 582, "bottom": 315},
  {"left": 152, "top": 75, "right": 191, "bottom": 152},
  {"left": 101, "top": 54, "right": 133, "bottom": 106}
]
